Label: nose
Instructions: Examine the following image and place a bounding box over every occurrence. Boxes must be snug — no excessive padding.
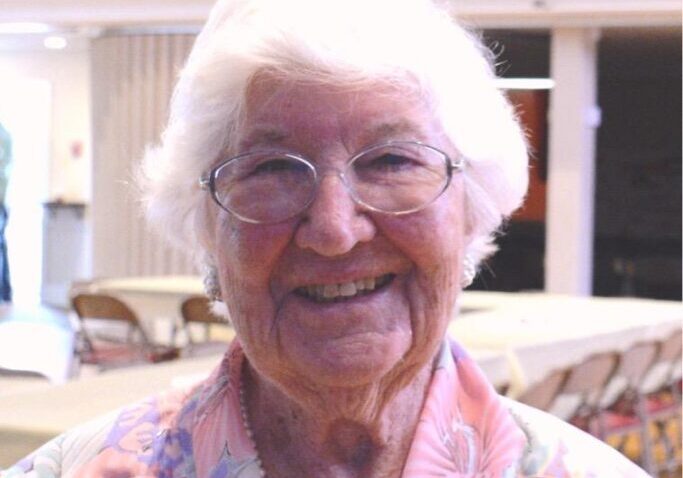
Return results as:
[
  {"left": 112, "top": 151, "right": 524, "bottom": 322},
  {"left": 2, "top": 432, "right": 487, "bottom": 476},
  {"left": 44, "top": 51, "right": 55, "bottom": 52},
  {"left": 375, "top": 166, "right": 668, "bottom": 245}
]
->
[{"left": 294, "top": 173, "right": 376, "bottom": 256}]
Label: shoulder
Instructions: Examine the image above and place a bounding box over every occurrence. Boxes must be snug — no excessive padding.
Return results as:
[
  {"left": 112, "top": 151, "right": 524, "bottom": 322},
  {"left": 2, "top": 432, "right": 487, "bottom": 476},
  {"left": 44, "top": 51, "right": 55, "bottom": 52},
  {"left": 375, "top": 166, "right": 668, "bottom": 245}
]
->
[
  {"left": 1, "top": 386, "right": 202, "bottom": 478},
  {"left": 501, "top": 397, "right": 651, "bottom": 477}
]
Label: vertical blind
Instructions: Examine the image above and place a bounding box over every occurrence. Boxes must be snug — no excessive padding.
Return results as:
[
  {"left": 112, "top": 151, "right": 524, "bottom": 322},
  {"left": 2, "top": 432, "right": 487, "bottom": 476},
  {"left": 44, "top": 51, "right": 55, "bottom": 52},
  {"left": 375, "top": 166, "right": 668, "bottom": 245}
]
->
[{"left": 91, "top": 33, "right": 196, "bottom": 278}]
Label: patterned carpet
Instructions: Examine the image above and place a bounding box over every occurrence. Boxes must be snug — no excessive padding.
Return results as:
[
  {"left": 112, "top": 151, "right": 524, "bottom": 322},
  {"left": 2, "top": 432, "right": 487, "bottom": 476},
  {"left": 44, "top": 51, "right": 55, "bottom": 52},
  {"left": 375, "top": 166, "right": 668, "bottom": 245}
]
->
[{"left": 606, "top": 415, "right": 682, "bottom": 477}]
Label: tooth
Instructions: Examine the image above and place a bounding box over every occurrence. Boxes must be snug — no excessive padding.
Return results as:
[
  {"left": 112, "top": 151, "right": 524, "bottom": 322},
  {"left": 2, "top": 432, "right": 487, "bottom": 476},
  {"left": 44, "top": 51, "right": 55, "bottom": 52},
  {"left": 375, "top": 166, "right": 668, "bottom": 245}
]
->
[
  {"left": 364, "top": 277, "right": 376, "bottom": 290},
  {"left": 355, "top": 280, "right": 365, "bottom": 291},
  {"left": 323, "top": 284, "right": 339, "bottom": 298},
  {"left": 339, "top": 282, "right": 357, "bottom": 297}
]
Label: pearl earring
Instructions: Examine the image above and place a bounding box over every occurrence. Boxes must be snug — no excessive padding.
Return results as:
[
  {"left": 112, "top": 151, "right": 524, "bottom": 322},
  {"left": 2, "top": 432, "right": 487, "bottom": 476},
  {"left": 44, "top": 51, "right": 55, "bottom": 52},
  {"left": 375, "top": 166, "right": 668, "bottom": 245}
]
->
[{"left": 203, "top": 264, "right": 222, "bottom": 301}]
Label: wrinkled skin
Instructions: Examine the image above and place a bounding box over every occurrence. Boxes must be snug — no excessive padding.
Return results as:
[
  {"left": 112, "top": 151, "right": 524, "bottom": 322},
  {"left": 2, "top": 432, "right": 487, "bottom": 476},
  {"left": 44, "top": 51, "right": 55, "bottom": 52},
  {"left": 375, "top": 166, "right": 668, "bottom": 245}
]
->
[{"left": 204, "top": 75, "right": 469, "bottom": 476}]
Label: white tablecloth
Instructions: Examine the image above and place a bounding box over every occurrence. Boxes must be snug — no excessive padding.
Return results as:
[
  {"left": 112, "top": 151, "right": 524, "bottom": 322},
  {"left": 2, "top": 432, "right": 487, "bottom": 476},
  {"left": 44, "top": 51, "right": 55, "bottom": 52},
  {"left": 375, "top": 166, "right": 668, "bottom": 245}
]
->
[
  {"left": 90, "top": 277, "right": 682, "bottom": 396},
  {"left": 449, "top": 291, "right": 682, "bottom": 397}
]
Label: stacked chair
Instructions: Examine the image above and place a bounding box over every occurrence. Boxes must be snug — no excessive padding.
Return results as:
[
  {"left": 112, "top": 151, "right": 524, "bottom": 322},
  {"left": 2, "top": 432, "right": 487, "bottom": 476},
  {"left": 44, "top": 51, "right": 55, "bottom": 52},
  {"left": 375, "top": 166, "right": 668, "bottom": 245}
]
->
[
  {"left": 560, "top": 351, "right": 621, "bottom": 437},
  {"left": 601, "top": 331, "right": 682, "bottom": 476},
  {"left": 599, "top": 341, "right": 660, "bottom": 471},
  {"left": 517, "top": 368, "right": 568, "bottom": 412},
  {"left": 71, "top": 293, "right": 180, "bottom": 371},
  {"left": 518, "top": 331, "right": 682, "bottom": 476}
]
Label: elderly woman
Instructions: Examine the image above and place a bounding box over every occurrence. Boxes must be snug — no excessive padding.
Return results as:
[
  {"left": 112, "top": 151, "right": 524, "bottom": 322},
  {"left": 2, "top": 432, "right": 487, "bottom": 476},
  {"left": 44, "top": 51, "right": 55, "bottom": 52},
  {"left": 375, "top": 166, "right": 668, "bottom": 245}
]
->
[{"left": 4, "top": 0, "right": 648, "bottom": 477}]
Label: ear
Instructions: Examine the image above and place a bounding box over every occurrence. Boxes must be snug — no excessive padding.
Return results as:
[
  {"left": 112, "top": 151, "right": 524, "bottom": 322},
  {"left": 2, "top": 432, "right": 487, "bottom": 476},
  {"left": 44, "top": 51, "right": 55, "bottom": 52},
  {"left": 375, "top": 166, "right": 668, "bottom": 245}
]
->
[{"left": 195, "top": 197, "right": 218, "bottom": 255}]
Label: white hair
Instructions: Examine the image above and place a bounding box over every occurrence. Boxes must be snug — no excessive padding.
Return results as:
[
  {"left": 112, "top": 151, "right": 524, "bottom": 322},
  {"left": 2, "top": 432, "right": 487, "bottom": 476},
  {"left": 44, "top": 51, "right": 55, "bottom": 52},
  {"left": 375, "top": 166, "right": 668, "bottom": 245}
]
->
[{"left": 141, "top": 0, "right": 529, "bottom": 269}]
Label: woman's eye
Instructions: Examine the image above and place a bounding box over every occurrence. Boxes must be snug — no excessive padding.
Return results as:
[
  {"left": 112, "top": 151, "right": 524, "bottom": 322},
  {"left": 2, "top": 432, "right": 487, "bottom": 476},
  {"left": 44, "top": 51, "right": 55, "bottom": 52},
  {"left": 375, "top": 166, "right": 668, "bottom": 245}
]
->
[
  {"left": 250, "top": 158, "right": 300, "bottom": 175},
  {"left": 363, "top": 153, "right": 414, "bottom": 171}
]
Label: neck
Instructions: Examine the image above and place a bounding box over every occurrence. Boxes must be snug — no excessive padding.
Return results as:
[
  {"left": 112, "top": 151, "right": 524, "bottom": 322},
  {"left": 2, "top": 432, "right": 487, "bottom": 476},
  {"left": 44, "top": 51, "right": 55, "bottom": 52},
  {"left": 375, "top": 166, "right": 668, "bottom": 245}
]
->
[{"left": 243, "top": 360, "right": 433, "bottom": 478}]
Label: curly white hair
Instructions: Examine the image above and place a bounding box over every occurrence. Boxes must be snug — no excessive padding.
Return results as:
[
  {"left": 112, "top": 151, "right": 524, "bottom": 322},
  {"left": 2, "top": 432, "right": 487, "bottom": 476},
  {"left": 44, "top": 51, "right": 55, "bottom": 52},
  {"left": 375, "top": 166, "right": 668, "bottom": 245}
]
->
[{"left": 140, "top": 0, "right": 529, "bottom": 273}]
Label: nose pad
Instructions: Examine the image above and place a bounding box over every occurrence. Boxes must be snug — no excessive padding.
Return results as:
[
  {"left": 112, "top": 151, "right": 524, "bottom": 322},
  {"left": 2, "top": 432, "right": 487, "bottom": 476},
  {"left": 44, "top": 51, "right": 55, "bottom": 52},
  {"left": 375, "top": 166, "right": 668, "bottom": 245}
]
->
[{"left": 294, "top": 173, "right": 376, "bottom": 256}]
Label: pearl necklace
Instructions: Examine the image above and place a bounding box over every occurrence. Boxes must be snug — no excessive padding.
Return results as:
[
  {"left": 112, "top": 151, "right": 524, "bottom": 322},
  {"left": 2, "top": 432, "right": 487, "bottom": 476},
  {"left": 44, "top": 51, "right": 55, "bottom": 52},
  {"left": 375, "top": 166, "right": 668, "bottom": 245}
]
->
[{"left": 239, "top": 377, "right": 267, "bottom": 477}]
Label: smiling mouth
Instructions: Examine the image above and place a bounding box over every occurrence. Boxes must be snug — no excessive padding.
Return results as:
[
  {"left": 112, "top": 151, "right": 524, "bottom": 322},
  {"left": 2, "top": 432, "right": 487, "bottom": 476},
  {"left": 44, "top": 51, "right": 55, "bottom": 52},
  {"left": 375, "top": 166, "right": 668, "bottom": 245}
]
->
[{"left": 294, "top": 274, "right": 395, "bottom": 303}]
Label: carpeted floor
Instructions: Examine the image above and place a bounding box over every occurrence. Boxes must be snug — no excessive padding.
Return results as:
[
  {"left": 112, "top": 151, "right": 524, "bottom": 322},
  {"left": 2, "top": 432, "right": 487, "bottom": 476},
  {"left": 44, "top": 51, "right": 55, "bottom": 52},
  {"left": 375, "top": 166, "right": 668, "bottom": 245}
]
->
[{"left": 0, "top": 429, "right": 58, "bottom": 468}]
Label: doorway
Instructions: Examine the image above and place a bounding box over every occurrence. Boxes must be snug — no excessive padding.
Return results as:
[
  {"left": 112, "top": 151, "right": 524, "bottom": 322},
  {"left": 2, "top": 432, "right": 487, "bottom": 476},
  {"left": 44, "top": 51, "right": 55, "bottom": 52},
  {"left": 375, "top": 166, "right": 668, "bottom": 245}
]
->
[{"left": 0, "top": 76, "right": 50, "bottom": 305}]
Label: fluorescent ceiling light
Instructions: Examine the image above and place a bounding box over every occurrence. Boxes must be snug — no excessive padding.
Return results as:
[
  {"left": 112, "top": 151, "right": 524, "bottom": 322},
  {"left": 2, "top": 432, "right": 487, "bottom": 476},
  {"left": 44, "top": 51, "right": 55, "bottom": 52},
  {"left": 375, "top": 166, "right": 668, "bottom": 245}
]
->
[
  {"left": 44, "top": 36, "right": 67, "bottom": 50},
  {"left": 495, "top": 78, "right": 555, "bottom": 90},
  {"left": 0, "top": 22, "right": 52, "bottom": 34}
]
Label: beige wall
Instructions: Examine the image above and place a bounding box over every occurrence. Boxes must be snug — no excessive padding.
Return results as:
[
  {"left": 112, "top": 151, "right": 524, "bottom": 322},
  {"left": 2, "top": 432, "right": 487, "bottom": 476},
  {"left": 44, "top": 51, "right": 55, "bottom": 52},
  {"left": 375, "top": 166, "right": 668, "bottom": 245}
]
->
[
  {"left": 0, "top": 43, "right": 91, "bottom": 203},
  {"left": 90, "top": 33, "right": 196, "bottom": 278}
]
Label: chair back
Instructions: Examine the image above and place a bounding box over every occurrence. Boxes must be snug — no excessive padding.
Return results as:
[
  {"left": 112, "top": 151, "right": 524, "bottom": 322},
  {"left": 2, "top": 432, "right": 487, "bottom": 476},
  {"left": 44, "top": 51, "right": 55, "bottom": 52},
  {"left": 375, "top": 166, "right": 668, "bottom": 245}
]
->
[
  {"left": 563, "top": 351, "right": 620, "bottom": 394},
  {"left": 71, "top": 292, "right": 149, "bottom": 344},
  {"left": 558, "top": 351, "right": 619, "bottom": 435},
  {"left": 178, "top": 296, "right": 232, "bottom": 355},
  {"left": 562, "top": 351, "right": 619, "bottom": 403},
  {"left": 181, "top": 296, "right": 225, "bottom": 325},
  {"left": 640, "top": 329, "right": 682, "bottom": 394},
  {"left": 618, "top": 341, "right": 659, "bottom": 386},
  {"left": 657, "top": 330, "right": 682, "bottom": 362},
  {"left": 72, "top": 293, "right": 139, "bottom": 324},
  {"left": 518, "top": 368, "right": 568, "bottom": 411},
  {"left": 600, "top": 341, "right": 659, "bottom": 410},
  {"left": 70, "top": 293, "right": 179, "bottom": 369}
]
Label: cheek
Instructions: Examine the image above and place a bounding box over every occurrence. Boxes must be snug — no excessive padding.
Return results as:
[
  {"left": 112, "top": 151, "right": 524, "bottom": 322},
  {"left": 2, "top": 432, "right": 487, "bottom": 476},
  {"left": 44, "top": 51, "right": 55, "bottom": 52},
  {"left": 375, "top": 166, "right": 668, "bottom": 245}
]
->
[
  {"left": 377, "top": 190, "right": 465, "bottom": 270},
  {"left": 375, "top": 194, "right": 464, "bottom": 349},
  {"left": 214, "top": 216, "right": 292, "bottom": 277},
  {"left": 213, "top": 217, "right": 294, "bottom": 327}
]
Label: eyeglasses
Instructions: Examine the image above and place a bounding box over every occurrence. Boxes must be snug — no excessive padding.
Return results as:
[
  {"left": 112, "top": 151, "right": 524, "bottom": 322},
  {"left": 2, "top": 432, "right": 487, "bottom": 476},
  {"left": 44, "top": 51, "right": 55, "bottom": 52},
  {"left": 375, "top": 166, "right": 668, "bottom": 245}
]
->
[{"left": 199, "top": 140, "right": 464, "bottom": 224}]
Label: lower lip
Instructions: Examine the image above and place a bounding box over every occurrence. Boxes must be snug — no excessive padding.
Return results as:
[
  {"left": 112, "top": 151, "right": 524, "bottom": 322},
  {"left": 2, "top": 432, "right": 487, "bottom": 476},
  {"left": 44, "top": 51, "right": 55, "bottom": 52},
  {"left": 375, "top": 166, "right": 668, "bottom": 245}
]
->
[{"left": 280, "top": 276, "right": 403, "bottom": 331}]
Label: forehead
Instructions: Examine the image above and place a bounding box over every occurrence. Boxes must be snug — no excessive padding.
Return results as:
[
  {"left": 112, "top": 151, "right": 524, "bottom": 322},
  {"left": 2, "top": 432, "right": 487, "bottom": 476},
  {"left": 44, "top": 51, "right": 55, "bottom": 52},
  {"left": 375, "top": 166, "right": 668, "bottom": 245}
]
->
[{"left": 239, "top": 75, "right": 442, "bottom": 151}]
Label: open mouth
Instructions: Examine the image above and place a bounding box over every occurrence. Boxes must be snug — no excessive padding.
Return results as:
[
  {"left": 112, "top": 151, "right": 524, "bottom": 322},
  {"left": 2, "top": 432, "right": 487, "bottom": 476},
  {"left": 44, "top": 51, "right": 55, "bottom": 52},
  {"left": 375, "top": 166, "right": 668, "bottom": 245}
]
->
[{"left": 294, "top": 273, "right": 395, "bottom": 303}]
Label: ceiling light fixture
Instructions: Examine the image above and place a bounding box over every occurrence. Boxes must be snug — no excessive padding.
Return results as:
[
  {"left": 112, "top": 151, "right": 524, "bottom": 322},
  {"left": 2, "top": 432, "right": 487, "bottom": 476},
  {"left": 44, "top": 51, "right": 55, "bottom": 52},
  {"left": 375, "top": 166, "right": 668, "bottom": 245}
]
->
[{"left": 43, "top": 36, "right": 68, "bottom": 50}]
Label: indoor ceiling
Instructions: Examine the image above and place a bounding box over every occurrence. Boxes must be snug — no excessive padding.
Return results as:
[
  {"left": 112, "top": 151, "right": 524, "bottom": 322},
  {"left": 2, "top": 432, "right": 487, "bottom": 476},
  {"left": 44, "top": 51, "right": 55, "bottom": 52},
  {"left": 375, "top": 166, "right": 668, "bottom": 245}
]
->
[{"left": 0, "top": 0, "right": 679, "bottom": 52}]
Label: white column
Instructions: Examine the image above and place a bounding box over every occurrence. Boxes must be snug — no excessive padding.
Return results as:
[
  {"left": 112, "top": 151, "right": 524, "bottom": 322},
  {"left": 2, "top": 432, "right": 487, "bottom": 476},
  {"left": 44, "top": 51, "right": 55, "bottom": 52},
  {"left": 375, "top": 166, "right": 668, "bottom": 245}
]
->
[{"left": 545, "top": 28, "right": 600, "bottom": 295}]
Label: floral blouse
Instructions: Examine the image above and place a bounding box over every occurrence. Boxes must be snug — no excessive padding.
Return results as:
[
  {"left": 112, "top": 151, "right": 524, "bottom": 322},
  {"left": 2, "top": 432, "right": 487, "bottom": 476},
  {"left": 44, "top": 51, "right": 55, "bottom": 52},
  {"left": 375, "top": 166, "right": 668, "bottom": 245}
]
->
[{"left": 2, "top": 340, "right": 649, "bottom": 477}]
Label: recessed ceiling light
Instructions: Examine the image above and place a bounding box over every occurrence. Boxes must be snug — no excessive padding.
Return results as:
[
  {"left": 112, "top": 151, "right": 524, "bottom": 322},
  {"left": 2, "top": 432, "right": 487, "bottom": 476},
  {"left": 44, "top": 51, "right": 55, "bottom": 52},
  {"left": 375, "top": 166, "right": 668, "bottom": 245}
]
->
[{"left": 44, "top": 36, "right": 67, "bottom": 50}]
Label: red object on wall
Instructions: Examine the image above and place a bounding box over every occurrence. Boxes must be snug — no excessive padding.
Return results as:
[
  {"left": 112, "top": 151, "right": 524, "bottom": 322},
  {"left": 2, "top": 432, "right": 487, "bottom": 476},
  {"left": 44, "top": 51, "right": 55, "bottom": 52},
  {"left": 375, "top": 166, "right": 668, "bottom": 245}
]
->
[
  {"left": 506, "top": 89, "right": 548, "bottom": 223},
  {"left": 70, "top": 141, "right": 83, "bottom": 159}
]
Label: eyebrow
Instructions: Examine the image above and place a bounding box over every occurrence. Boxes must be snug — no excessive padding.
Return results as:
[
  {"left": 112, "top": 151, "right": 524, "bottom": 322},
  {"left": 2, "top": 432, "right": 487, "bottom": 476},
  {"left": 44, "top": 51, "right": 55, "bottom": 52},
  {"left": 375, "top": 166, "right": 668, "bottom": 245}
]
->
[
  {"left": 236, "top": 119, "right": 428, "bottom": 154},
  {"left": 363, "top": 119, "right": 428, "bottom": 144},
  {"left": 239, "top": 127, "right": 289, "bottom": 150}
]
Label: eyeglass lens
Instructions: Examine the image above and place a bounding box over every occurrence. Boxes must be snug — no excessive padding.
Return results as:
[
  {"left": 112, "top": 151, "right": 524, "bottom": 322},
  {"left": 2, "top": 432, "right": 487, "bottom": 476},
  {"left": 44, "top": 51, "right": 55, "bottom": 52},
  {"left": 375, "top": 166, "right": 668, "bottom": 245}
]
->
[{"left": 211, "top": 142, "right": 450, "bottom": 223}]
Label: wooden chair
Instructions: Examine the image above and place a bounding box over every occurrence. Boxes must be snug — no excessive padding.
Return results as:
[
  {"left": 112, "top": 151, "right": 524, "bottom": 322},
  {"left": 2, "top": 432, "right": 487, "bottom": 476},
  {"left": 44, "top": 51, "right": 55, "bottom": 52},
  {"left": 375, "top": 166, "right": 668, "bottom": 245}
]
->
[
  {"left": 71, "top": 293, "right": 179, "bottom": 370},
  {"left": 517, "top": 368, "right": 568, "bottom": 412},
  {"left": 561, "top": 351, "right": 620, "bottom": 437},
  {"left": 179, "top": 296, "right": 232, "bottom": 357}
]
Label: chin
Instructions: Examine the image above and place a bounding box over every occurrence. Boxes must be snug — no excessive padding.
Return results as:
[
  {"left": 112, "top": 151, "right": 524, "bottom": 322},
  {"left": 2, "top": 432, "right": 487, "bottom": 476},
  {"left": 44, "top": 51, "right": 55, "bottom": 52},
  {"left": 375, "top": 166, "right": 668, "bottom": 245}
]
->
[{"left": 281, "top": 329, "right": 413, "bottom": 389}]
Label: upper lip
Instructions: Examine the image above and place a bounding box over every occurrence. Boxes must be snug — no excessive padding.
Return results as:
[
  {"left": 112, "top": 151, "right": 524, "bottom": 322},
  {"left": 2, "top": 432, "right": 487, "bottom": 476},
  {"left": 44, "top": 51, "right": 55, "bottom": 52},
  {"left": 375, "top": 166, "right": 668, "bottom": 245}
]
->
[{"left": 275, "top": 260, "right": 407, "bottom": 296}]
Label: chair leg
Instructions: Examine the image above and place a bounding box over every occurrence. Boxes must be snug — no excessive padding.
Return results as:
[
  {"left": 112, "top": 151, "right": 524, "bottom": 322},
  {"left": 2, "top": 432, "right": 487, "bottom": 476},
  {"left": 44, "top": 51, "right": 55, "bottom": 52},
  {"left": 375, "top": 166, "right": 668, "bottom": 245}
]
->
[
  {"left": 657, "top": 420, "right": 678, "bottom": 474},
  {"left": 595, "top": 411, "right": 607, "bottom": 441},
  {"left": 635, "top": 397, "right": 656, "bottom": 475}
]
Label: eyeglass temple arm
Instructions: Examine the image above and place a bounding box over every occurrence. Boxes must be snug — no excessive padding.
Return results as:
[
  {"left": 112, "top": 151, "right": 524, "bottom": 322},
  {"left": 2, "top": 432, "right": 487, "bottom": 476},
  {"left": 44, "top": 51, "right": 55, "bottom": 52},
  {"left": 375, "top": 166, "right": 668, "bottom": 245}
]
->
[{"left": 449, "top": 155, "right": 466, "bottom": 173}]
